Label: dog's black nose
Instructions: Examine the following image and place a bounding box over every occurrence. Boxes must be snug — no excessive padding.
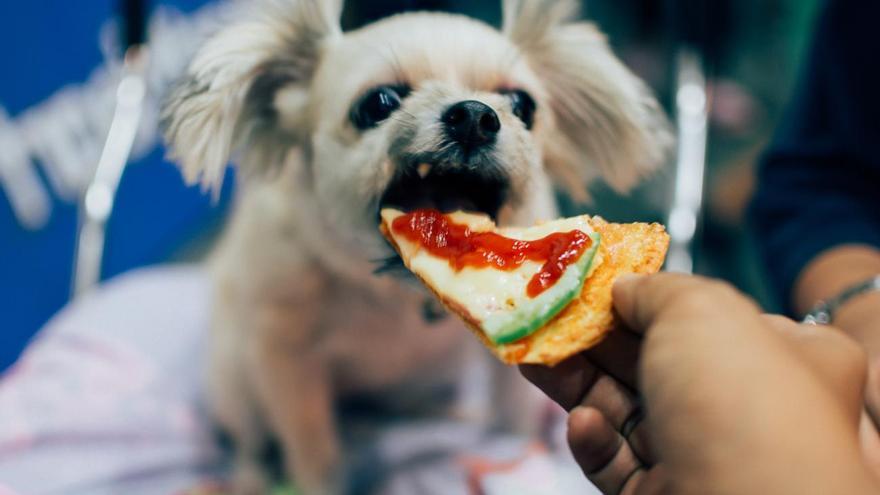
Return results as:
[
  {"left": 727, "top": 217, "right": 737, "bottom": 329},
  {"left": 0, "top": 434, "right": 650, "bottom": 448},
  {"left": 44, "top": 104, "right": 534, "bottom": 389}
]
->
[{"left": 442, "top": 101, "right": 500, "bottom": 150}]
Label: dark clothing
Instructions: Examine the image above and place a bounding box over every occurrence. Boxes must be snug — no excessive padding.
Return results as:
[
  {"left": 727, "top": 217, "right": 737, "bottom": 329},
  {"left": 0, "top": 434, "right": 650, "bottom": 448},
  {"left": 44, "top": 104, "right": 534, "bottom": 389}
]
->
[{"left": 749, "top": 0, "right": 880, "bottom": 314}]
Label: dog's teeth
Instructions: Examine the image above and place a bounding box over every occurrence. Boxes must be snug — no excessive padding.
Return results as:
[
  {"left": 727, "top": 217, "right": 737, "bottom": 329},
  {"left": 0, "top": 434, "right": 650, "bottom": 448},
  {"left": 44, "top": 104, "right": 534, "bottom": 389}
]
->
[{"left": 417, "top": 163, "right": 432, "bottom": 178}]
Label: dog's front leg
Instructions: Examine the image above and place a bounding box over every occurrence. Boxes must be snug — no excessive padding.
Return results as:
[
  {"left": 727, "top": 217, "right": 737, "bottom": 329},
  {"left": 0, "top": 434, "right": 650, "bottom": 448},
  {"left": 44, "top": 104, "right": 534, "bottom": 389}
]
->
[{"left": 249, "top": 305, "right": 341, "bottom": 495}]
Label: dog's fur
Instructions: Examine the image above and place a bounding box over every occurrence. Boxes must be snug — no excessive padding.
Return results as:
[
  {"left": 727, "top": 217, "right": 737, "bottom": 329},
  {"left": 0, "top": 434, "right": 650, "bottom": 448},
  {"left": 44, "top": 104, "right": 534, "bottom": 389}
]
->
[{"left": 162, "top": 0, "right": 671, "bottom": 493}]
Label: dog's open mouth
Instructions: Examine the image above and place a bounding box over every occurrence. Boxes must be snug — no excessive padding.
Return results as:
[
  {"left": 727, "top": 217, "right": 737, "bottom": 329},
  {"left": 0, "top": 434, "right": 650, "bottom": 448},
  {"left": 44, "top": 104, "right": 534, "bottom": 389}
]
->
[
  {"left": 378, "top": 163, "right": 508, "bottom": 220},
  {"left": 374, "top": 162, "right": 509, "bottom": 277}
]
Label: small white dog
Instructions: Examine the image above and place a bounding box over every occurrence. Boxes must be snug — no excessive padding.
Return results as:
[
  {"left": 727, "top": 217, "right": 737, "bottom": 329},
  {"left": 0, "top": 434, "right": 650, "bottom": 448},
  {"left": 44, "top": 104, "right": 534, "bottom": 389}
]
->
[{"left": 162, "top": 0, "right": 670, "bottom": 493}]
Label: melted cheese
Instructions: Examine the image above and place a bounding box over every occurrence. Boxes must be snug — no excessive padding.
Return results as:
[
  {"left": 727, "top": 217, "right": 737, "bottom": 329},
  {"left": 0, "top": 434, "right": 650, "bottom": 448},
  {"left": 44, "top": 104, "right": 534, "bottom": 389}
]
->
[{"left": 382, "top": 209, "right": 603, "bottom": 341}]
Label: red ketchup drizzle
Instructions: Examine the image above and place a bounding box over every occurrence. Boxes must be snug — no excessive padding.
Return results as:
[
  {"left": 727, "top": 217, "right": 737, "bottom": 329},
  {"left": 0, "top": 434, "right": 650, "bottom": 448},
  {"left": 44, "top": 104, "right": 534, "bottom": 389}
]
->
[{"left": 391, "top": 209, "right": 592, "bottom": 298}]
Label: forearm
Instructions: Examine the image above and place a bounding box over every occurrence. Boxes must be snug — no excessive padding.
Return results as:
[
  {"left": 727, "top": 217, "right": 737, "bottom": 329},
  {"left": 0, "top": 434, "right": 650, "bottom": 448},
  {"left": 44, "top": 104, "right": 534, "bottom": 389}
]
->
[{"left": 794, "top": 245, "right": 880, "bottom": 354}]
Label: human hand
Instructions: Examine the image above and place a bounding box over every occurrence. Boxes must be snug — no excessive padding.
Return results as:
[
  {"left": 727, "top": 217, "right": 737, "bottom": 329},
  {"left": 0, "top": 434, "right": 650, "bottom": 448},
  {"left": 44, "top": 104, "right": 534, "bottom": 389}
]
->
[
  {"left": 794, "top": 246, "right": 880, "bottom": 443},
  {"left": 832, "top": 290, "right": 880, "bottom": 468},
  {"left": 521, "top": 273, "right": 879, "bottom": 494}
]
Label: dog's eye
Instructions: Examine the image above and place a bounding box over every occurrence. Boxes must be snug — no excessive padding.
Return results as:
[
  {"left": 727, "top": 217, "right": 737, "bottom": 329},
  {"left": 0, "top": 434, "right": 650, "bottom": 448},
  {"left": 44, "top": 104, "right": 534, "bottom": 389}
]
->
[
  {"left": 351, "top": 85, "right": 410, "bottom": 130},
  {"left": 504, "top": 90, "right": 536, "bottom": 130}
]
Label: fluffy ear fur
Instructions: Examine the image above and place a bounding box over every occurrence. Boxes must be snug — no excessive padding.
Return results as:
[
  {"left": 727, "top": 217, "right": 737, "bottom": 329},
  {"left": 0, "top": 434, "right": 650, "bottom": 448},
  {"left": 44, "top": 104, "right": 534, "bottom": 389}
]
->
[
  {"left": 503, "top": 0, "right": 673, "bottom": 200},
  {"left": 161, "top": 0, "right": 343, "bottom": 192}
]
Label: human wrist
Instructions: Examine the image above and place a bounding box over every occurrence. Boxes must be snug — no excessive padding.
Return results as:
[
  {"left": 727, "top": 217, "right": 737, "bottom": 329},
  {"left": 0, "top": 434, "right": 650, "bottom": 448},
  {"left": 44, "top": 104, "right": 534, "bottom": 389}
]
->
[
  {"left": 833, "top": 290, "right": 880, "bottom": 354},
  {"left": 795, "top": 245, "right": 880, "bottom": 320}
]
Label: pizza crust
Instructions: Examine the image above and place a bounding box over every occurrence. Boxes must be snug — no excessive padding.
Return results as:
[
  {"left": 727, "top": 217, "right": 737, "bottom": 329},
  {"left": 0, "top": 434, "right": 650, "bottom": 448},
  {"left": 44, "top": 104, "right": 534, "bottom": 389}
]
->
[{"left": 380, "top": 215, "right": 670, "bottom": 366}]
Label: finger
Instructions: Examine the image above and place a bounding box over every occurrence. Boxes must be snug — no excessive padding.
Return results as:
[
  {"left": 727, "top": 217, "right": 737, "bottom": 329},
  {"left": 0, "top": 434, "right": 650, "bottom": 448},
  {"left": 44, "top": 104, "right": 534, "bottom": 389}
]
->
[
  {"left": 519, "top": 354, "right": 601, "bottom": 411},
  {"left": 581, "top": 374, "right": 654, "bottom": 465},
  {"left": 612, "top": 273, "right": 730, "bottom": 335},
  {"left": 584, "top": 328, "right": 642, "bottom": 390},
  {"left": 568, "top": 406, "right": 644, "bottom": 495},
  {"left": 518, "top": 354, "right": 654, "bottom": 465},
  {"left": 621, "top": 465, "right": 670, "bottom": 495},
  {"left": 522, "top": 356, "right": 655, "bottom": 466},
  {"left": 623, "top": 417, "right": 655, "bottom": 466},
  {"left": 581, "top": 374, "right": 640, "bottom": 436}
]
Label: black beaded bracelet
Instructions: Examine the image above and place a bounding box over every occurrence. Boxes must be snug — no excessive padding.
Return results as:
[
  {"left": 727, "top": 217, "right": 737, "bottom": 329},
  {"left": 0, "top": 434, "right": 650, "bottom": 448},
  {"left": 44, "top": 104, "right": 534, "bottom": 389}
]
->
[{"left": 803, "top": 275, "right": 880, "bottom": 325}]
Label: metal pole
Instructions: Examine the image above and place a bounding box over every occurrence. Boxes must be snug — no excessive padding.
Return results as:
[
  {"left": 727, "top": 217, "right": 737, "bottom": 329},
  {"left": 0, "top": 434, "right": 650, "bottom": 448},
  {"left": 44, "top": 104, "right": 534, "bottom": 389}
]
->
[
  {"left": 665, "top": 48, "right": 708, "bottom": 274},
  {"left": 72, "top": 0, "right": 149, "bottom": 297}
]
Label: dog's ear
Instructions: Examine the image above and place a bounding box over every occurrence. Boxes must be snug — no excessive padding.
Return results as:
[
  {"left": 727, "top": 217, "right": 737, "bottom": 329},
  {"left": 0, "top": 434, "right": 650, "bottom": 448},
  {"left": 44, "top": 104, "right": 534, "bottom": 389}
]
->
[
  {"left": 161, "top": 0, "right": 343, "bottom": 193},
  {"left": 503, "top": 0, "right": 672, "bottom": 201}
]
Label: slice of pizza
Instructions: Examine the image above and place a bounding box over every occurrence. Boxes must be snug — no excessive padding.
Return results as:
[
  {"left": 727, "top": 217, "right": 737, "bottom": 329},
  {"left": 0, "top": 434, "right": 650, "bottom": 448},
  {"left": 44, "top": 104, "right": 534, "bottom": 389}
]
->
[{"left": 379, "top": 208, "right": 670, "bottom": 366}]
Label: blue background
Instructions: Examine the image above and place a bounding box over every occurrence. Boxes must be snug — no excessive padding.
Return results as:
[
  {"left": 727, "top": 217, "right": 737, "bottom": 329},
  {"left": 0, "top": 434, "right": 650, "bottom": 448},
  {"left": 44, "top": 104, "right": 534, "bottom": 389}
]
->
[{"left": 0, "top": 0, "right": 233, "bottom": 371}]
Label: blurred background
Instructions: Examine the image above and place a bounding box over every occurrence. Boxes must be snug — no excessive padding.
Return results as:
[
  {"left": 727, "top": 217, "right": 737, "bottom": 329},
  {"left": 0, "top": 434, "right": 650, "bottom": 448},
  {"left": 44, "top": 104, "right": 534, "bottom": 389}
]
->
[
  {"left": 0, "top": 0, "right": 825, "bottom": 492},
  {"left": 0, "top": 0, "right": 818, "bottom": 366},
  {"left": 1, "top": 0, "right": 820, "bottom": 372}
]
